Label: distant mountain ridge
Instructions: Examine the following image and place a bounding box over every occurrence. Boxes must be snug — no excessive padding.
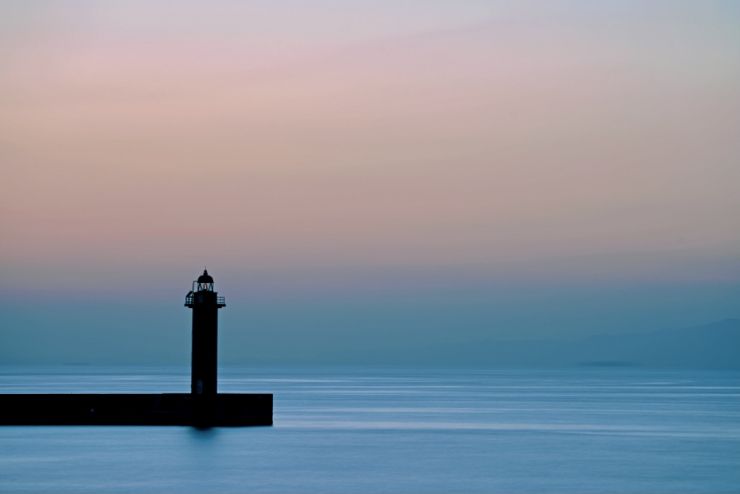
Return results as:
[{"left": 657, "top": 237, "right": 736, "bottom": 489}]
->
[
  {"left": 450, "top": 318, "right": 740, "bottom": 369},
  {"left": 570, "top": 318, "right": 740, "bottom": 369}
]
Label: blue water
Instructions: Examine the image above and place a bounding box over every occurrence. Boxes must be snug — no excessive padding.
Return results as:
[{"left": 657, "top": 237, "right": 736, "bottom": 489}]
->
[{"left": 1, "top": 367, "right": 739, "bottom": 493}]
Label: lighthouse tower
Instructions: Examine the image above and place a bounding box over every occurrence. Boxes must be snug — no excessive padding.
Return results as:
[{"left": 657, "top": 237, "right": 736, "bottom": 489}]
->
[
  {"left": 0, "top": 268, "right": 271, "bottom": 427},
  {"left": 185, "top": 270, "right": 226, "bottom": 420}
]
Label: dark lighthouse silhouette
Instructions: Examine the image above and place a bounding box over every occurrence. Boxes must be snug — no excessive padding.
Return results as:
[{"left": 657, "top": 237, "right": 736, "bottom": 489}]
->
[
  {"left": 0, "top": 270, "right": 272, "bottom": 427},
  {"left": 188, "top": 269, "right": 224, "bottom": 401}
]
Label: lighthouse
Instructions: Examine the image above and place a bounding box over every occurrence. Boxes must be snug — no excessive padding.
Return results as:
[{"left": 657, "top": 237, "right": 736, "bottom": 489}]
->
[
  {"left": 0, "top": 269, "right": 272, "bottom": 427},
  {"left": 185, "top": 269, "right": 226, "bottom": 425}
]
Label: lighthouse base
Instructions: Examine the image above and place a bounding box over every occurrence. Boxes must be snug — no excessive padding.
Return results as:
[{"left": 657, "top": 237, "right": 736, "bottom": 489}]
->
[{"left": 0, "top": 393, "right": 272, "bottom": 427}]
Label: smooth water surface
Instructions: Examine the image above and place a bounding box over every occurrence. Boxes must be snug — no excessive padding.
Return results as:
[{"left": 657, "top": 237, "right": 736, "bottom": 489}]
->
[{"left": 1, "top": 367, "right": 739, "bottom": 493}]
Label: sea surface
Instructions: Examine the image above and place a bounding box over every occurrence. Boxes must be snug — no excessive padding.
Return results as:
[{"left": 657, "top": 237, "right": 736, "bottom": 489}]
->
[{"left": 1, "top": 366, "right": 739, "bottom": 493}]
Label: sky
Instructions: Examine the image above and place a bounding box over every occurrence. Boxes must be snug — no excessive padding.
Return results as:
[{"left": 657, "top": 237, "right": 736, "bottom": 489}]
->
[{"left": 1, "top": 1, "right": 739, "bottom": 366}]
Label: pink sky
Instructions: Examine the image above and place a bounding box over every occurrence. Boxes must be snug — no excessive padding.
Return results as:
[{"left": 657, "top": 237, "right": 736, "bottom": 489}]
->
[{"left": 2, "top": 1, "right": 739, "bottom": 294}]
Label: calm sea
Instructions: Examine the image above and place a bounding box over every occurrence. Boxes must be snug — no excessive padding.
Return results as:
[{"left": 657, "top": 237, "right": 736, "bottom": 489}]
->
[{"left": 1, "top": 366, "right": 739, "bottom": 493}]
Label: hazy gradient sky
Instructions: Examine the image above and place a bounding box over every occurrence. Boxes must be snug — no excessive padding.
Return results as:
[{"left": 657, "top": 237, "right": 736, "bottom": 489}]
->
[{"left": 1, "top": 1, "right": 739, "bottom": 365}]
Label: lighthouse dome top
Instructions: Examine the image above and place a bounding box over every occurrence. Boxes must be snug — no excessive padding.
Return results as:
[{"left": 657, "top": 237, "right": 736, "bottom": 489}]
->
[
  {"left": 186, "top": 269, "right": 225, "bottom": 307},
  {"left": 197, "top": 269, "right": 214, "bottom": 284}
]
